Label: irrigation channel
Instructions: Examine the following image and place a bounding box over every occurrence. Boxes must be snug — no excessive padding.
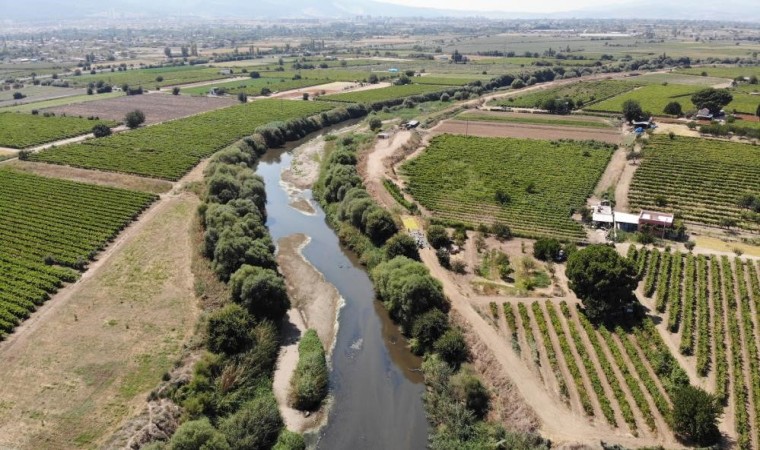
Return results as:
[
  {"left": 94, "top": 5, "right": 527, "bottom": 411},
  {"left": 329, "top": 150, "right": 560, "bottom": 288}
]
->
[{"left": 256, "top": 127, "right": 429, "bottom": 449}]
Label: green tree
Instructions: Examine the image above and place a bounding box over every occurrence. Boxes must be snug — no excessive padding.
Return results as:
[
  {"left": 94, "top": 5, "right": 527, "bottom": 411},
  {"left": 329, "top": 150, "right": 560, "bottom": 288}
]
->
[
  {"left": 273, "top": 430, "right": 305, "bottom": 450},
  {"left": 622, "top": 99, "right": 644, "bottom": 122},
  {"left": 411, "top": 309, "right": 449, "bottom": 355},
  {"left": 237, "top": 92, "right": 248, "bottom": 103},
  {"left": 206, "top": 304, "right": 254, "bottom": 356},
  {"left": 426, "top": 225, "right": 450, "bottom": 249},
  {"left": 92, "top": 124, "right": 111, "bottom": 138},
  {"left": 230, "top": 265, "right": 290, "bottom": 321},
  {"left": 164, "top": 47, "right": 172, "bottom": 58},
  {"left": 169, "top": 418, "right": 230, "bottom": 450},
  {"left": 663, "top": 101, "right": 683, "bottom": 116},
  {"left": 220, "top": 395, "right": 282, "bottom": 450},
  {"left": 533, "top": 238, "right": 562, "bottom": 261},
  {"left": 172, "top": 86, "right": 181, "bottom": 95},
  {"left": 368, "top": 73, "right": 379, "bottom": 84},
  {"left": 364, "top": 207, "right": 397, "bottom": 245},
  {"left": 566, "top": 245, "right": 637, "bottom": 322},
  {"left": 384, "top": 233, "right": 419, "bottom": 260},
  {"left": 450, "top": 368, "right": 490, "bottom": 419},
  {"left": 672, "top": 385, "right": 722, "bottom": 446},
  {"left": 434, "top": 328, "right": 469, "bottom": 368},
  {"left": 124, "top": 109, "right": 145, "bottom": 129},
  {"left": 690, "top": 88, "right": 733, "bottom": 115},
  {"left": 369, "top": 117, "right": 382, "bottom": 131},
  {"left": 490, "top": 222, "right": 512, "bottom": 240}
]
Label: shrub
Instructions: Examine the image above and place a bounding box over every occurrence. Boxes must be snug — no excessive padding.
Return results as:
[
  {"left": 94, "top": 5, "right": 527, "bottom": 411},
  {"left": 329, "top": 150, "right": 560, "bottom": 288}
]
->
[
  {"left": 289, "top": 329, "right": 328, "bottom": 411},
  {"left": 206, "top": 304, "right": 254, "bottom": 356},
  {"left": 369, "top": 117, "right": 382, "bottom": 131},
  {"left": 12, "top": 92, "right": 25, "bottom": 100},
  {"left": 672, "top": 385, "right": 722, "bottom": 446},
  {"left": 533, "top": 238, "right": 561, "bottom": 261},
  {"left": 172, "top": 87, "right": 181, "bottom": 95},
  {"left": 411, "top": 309, "right": 449, "bottom": 355},
  {"left": 273, "top": 430, "right": 305, "bottom": 450},
  {"left": 229, "top": 265, "right": 290, "bottom": 321},
  {"left": 663, "top": 101, "right": 683, "bottom": 116},
  {"left": 426, "top": 225, "right": 450, "bottom": 249},
  {"left": 220, "top": 394, "right": 283, "bottom": 450},
  {"left": 169, "top": 418, "right": 229, "bottom": 450},
  {"left": 384, "top": 233, "right": 419, "bottom": 260},
  {"left": 436, "top": 248, "right": 450, "bottom": 268},
  {"left": 92, "top": 124, "right": 112, "bottom": 138},
  {"left": 450, "top": 368, "right": 490, "bottom": 419},
  {"left": 434, "top": 328, "right": 469, "bottom": 368},
  {"left": 237, "top": 92, "right": 248, "bottom": 103},
  {"left": 124, "top": 109, "right": 146, "bottom": 129}
]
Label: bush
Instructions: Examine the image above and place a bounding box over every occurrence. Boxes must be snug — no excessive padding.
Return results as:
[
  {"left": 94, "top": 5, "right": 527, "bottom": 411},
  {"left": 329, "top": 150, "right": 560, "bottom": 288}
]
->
[
  {"left": 273, "top": 430, "right": 305, "bottom": 450},
  {"left": 663, "top": 101, "right": 683, "bottom": 116},
  {"left": 229, "top": 265, "right": 290, "bottom": 321},
  {"left": 369, "top": 117, "right": 382, "bottom": 131},
  {"left": 384, "top": 233, "right": 419, "bottom": 260},
  {"left": 490, "top": 222, "right": 512, "bottom": 240},
  {"left": 511, "top": 79, "right": 526, "bottom": 89},
  {"left": 436, "top": 247, "right": 450, "bottom": 268},
  {"left": 124, "top": 109, "right": 146, "bottom": 129},
  {"left": 533, "top": 238, "right": 561, "bottom": 261},
  {"left": 434, "top": 328, "right": 469, "bottom": 368},
  {"left": 411, "top": 309, "right": 449, "bottom": 355},
  {"left": 169, "top": 418, "right": 229, "bottom": 450},
  {"left": 427, "top": 225, "right": 450, "bottom": 249},
  {"left": 206, "top": 304, "right": 254, "bottom": 356},
  {"left": 288, "top": 329, "right": 328, "bottom": 411},
  {"left": 219, "top": 394, "right": 283, "bottom": 450},
  {"left": 12, "top": 92, "right": 25, "bottom": 100},
  {"left": 92, "top": 124, "right": 112, "bottom": 138},
  {"left": 172, "top": 87, "right": 181, "bottom": 95},
  {"left": 450, "top": 368, "right": 490, "bottom": 419}
]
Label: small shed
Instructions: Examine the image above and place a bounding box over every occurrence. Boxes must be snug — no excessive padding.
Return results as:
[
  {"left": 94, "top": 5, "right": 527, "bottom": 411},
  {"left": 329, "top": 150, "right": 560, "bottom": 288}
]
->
[
  {"left": 218, "top": 68, "right": 232, "bottom": 75},
  {"left": 378, "top": 132, "right": 390, "bottom": 139},
  {"left": 615, "top": 212, "right": 640, "bottom": 232},
  {"left": 404, "top": 120, "right": 420, "bottom": 129},
  {"left": 639, "top": 210, "right": 674, "bottom": 237}
]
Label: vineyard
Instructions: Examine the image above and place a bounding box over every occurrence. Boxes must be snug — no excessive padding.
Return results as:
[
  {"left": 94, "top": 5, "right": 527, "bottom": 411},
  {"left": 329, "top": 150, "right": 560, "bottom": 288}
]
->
[
  {"left": 64, "top": 65, "right": 233, "bottom": 88},
  {"left": 0, "top": 112, "right": 114, "bottom": 149},
  {"left": 182, "top": 77, "right": 328, "bottom": 96},
  {"left": 29, "top": 99, "right": 336, "bottom": 180},
  {"left": 319, "top": 83, "right": 456, "bottom": 104},
  {"left": 400, "top": 135, "right": 614, "bottom": 241},
  {"left": 630, "top": 245, "right": 760, "bottom": 449},
  {"left": 413, "top": 76, "right": 477, "bottom": 86},
  {"left": 456, "top": 112, "right": 615, "bottom": 129},
  {"left": 0, "top": 169, "right": 157, "bottom": 339},
  {"left": 491, "top": 299, "right": 688, "bottom": 438},
  {"left": 493, "top": 80, "right": 637, "bottom": 109},
  {"left": 629, "top": 134, "right": 760, "bottom": 231}
]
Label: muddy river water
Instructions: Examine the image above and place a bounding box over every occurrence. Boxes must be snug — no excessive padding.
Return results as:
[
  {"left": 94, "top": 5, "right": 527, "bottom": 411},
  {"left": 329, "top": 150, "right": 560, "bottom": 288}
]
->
[{"left": 256, "top": 131, "right": 429, "bottom": 449}]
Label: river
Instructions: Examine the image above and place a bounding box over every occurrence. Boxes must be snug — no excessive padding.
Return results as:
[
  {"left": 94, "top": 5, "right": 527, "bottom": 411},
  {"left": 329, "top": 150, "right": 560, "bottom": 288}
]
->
[{"left": 256, "top": 131, "right": 429, "bottom": 450}]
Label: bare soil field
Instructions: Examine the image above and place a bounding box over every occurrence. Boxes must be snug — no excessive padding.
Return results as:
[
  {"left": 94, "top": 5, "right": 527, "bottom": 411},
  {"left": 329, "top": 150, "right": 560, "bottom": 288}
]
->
[
  {"left": 43, "top": 92, "right": 237, "bottom": 124},
  {"left": 4, "top": 160, "right": 173, "bottom": 194},
  {"left": 0, "top": 194, "right": 199, "bottom": 449},
  {"left": 271, "top": 81, "right": 391, "bottom": 100},
  {"left": 434, "top": 119, "right": 623, "bottom": 144}
]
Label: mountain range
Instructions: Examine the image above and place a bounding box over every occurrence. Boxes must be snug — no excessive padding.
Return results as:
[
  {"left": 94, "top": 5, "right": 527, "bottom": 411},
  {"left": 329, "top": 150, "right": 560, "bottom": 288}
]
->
[{"left": 4, "top": 0, "right": 760, "bottom": 23}]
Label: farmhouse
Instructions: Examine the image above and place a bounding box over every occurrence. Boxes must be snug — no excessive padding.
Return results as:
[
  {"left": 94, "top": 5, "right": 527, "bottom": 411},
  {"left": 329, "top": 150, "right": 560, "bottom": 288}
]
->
[{"left": 591, "top": 203, "right": 673, "bottom": 235}]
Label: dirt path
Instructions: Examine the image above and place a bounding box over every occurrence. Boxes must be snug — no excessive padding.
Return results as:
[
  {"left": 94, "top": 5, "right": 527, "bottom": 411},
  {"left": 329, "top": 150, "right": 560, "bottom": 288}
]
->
[
  {"left": 0, "top": 193, "right": 200, "bottom": 449},
  {"left": 591, "top": 146, "right": 628, "bottom": 202},
  {"left": 360, "top": 129, "right": 413, "bottom": 210},
  {"left": 615, "top": 158, "right": 639, "bottom": 213},
  {"left": 432, "top": 120, "right": 623, "bottom": 144}
]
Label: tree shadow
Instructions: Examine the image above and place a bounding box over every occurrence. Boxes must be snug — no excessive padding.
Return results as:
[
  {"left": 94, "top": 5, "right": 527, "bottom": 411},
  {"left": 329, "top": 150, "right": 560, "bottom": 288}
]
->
[{"left": 279, "top": 313, "right": 303, "bottom": 346}]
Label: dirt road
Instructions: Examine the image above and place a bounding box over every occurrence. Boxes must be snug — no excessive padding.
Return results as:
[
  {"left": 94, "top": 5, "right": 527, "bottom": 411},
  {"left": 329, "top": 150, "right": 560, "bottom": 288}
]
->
[{"left": 360, "top": 129, "right": 413, "bottom": 210}]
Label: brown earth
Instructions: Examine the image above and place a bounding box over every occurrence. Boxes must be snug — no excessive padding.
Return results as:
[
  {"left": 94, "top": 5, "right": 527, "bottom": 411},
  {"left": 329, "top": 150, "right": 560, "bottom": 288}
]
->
[
  {"left": 3, "top": 160, "right": 173, "bottom": 194},
  {"left": 0, "top": 193, "right": 200, "bottom": 449},
  {"left": 432, "top": 119, "right": 623, "bottom": 144},
  {"left": 44, "top": 92, "right": 237, "bottom": 125}
]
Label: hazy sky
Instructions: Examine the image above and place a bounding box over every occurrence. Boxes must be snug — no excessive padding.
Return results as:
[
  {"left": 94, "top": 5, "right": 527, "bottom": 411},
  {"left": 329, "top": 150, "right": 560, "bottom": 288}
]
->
[{"left": 379, "top": 0, "right": 631, "bottom": 13}]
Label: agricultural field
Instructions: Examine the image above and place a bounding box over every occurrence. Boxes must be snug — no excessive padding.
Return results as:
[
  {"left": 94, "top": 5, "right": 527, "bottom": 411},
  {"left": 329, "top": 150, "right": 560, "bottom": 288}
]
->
[
  {"left": 0, "top": 169, "right": 157, "bottom": 338},
  {"left": 677, "top": 66, "right": 760, "bottom": 80},
  {"left": 492, "top": 80, "right": 637, "bottom": 109},
  {"left": 182, "top": 77, "right": 328, "bottom": 96},
  {"left": 631, "top": 247, "right": 760, "bottom": 449},
  {"left": 0, "top": 85, "right": 85, "bottom": 108},
  {"left": 253, "top": 69, "right": 381, "bottom": 82},
  {"left": 413, "top": 76, "right": 478, "bottom": 86},
  {"left": 43, "top": 93, "right": 238, "bottom": 125},
  {"left": 29, "top": 99, "right": 335, "bottom": 180},
  {"left": 63, "top": 65, "right": 234, "bottom": 88},
  {"left": 631, "top": 72, "right": 730, "bottom": 86},
  {"left": 0, "top": 92, "right": 123, "bottom": 114},
  {"left": 459, "top": 111, "right": 616, "bottom": 129},
  {"left": 0, "top": 112, "right": 115, "bottom": 149},
  {"left": 587, "top": 84, "right": 701, "bottom": 114},
  {"left": 628, "top": 135, "right": 760, "bottom": 230},
  {"left": 320, "top": 83, "right": 455, "bottom": 105},
  {"left": 401, "top": 135, "right": 614, "bottom": 241},
  {"left": 494, "top": 299, "right": 687, "bottom": 438}
]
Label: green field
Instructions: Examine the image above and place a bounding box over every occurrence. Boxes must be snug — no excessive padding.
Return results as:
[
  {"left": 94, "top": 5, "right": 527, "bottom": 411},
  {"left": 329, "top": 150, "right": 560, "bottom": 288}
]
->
[
  {"left": 631, "top": 72, "right": 730, "bottom": 86},
  {"left": 29, "top": 99, "right": 335, "bottom": 180},
  {"left": 413, "top": 76, "right": 477, "bottom": 86},
  {"left": 253, "top": 69, "right": 381, "bottom": 82},
  {"left": 401, "top": 134, "right": 614, "bottom": 241},
  {"left": 63, "top": 65, "right": 234, "bottom": 88},
  {"left": 589, "top": 84, "right": 701, "bottom": 114},
  {"left": 457, "top": 112, "right": 615, "bottom": 129},
  {"left": 0, "top": 112, "right": 115, "bottom": 149},
  {"left": 0, "top": 85, "right": 83, "bottom": 106},
  {"left": 677, "top": 66, "right": 760, "bottom": 80},
  {"left": 0, "top": 169, "right": 157, "bottom": 338},
  {"left": 182, "top": 77, "right": 329, "bottom": 96},
  {"left": 321, "top": 83, "right": 455, "bottom": 105},
  {"left": 493, "top": 80, "right": 637, "bottom": 109},
  {"left": 629, "top": 134, "right": 760, "bottom": 230},
  {"left": 0, "top": 92, "right": 124, "bottom": 114}
]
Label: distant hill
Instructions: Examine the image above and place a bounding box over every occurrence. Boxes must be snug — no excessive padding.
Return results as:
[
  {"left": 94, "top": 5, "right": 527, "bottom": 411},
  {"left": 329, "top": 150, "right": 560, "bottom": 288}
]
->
[{"left": 4, "top": 0, "right": 760, "bottom": 22}]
